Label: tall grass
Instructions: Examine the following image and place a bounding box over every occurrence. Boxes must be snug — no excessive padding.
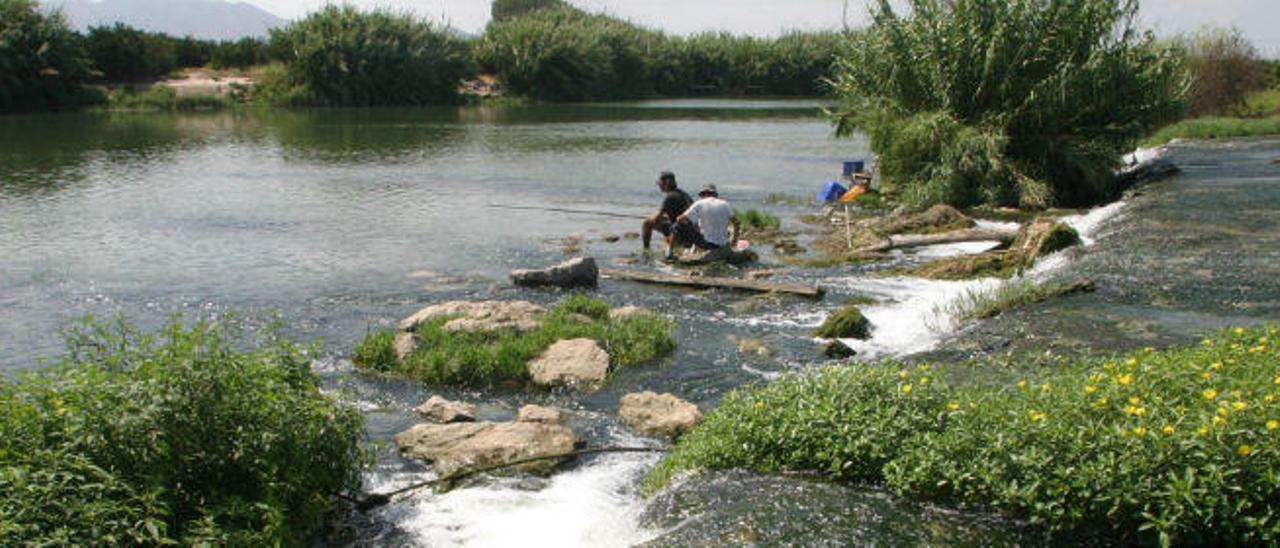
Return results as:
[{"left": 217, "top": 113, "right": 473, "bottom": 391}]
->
[
  {"left": 829, "top": 0, "right": 1186, "bottom": 209},
  {"left": 1143, "top": 115, "right": 1280, "bottom": 146}
]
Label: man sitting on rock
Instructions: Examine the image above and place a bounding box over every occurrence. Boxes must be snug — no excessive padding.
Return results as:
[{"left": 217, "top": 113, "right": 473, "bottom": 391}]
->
[
  {"left": 641, "top": 170, "right": 697, "bottom": 258},
  {"left": 673, "top": 184, "right": 740, "bottom": 261}
]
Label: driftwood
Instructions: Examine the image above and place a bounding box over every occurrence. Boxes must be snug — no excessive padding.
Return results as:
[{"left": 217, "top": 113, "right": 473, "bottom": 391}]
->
[
  {"left": 601, "top": 269, "right": 824, "bottom": 298},
  {"left": 853, "top": 227, "right": 1019, "bottom": 254}
]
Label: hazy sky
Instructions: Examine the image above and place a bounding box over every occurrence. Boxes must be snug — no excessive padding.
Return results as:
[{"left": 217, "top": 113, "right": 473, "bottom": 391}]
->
[{"left": 241, "top": 0, "right": 1280, "bottom": 54}]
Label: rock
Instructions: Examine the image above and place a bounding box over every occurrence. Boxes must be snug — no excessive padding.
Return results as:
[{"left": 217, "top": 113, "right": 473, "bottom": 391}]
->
[
  {"left": 527, "top": 338, "right": 611, "bottom": 391},
  {"left": 609, "top": 305, "right": 653, "bottom": 320},
  {"left": 675, "top": 247, "right": 757, "bottom": 266},
  {"left": 901, "top": 218, "right": 1081, "bottom": 280},
  {"left": 771, "top": 239, "right": 806, "bottom": 255},
  {"left": 394, "top": 332, "right": 418, "bottom": 361},
  {"left": 623, "top": 232, "right": 641, "bottom": 240},
  {"left": 517, "top": 404, "right": 566, "bottom": 425},
  {"left": 619, "top": 392, "right": 703, "bottom": 438},
  {"left": 1007, "top": 218, "right": 1080, "bottom": 264},
  {"left": 823, "top": 339, "right": 857, "bottom": 359},
  {"left": 728, "top": 335, "right": 771, "bottom": 357},
  {"left": 815, "top": 306, "right": 872, "bottom": 339},
  {"left": 400, "top": 300, "right": 546, "bottom": 333},
  {"left": 746, "top": 269, "right": 778, "bottom": 280},
  {"left": 1117, "top": 156, "right": 1180, "bottom": 193},
  {"left": 874, "top": 205, "right": 974, "bottom": 235},
  {"left": 602, "top": 235, "right": 622, "bottom": 243},
  {"left": 414, "top": 396, "right": 477, "bottom": 423},
  {"left": 510, "top": 257, "right": 599, "bottom": 289},
  {"left": 395, "top": 421, "right": 578, "bottom": 477}
]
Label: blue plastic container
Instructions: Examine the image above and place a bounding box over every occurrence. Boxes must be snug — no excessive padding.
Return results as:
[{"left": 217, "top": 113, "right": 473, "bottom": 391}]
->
[{"left": 842, "top": 160, "right": 865, "bottom": 176}]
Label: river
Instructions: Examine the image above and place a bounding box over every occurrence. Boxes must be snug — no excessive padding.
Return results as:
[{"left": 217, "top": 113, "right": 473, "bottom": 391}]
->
[{"left": 2, "top": 102, "right": 1278, "bottom": 545}]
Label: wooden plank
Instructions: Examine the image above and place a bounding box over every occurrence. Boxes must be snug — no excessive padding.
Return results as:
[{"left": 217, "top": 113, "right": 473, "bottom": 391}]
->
[{"left": 600, "top": 269, "right": 824, "bottom": 298}]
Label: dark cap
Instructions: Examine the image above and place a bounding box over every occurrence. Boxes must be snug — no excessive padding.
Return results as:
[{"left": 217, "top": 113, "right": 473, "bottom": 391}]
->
[{"left": 699, "top": 184, "right": 718, "bottom": 196}]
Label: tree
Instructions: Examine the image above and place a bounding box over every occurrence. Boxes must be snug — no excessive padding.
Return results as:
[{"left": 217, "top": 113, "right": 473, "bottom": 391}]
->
[
  {"left": 491, "top": 0, "right": 567, "bottom": 22},
  {"left": 829, "top": 0, "right": 1186, "bottom": 209},
  {"left": 1180, "top": 27, "right": 1269, "bottom": 117},
  {"left": 269, "top": 5, "right": 473, "bottom": 106},
  {"left": 84, "top": 23, "right": 177, "bottom": 82},
  {"left": 0, "top": 0, "right": 98, "bottom": 111}
]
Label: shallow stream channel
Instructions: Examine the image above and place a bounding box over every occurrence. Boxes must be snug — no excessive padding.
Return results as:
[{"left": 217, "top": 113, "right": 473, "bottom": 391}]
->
[{"left": 3, "top": 102, "right": 1279, "bottom": 545}]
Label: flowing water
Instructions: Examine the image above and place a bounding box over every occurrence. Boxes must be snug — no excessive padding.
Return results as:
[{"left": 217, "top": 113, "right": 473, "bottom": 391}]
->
[{"left": 3, "top": 103, "right": 1279, "bottom": 546}]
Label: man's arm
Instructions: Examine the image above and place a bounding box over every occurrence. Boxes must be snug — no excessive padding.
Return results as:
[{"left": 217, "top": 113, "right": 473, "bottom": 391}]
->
[
  {"left": 729, "top": 214, "right": 741, "bottom": 245},
  {"left": 677, "top": 201, "right": 701, "bottom": 225}
]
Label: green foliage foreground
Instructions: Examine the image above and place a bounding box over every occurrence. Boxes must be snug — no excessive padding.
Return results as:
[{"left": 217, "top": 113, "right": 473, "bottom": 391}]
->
[
  {"left": 355, "top": 295, "right": 676, "bottom": 387},
  {"left": 829, "top": 0, "right": 1185, "bottom": 210},
  {"left": 649, "top": 325, "right": 1280, "bottom": 544},
  {"left": 0, "top": 317, "right": 366, "bottom": 545}
]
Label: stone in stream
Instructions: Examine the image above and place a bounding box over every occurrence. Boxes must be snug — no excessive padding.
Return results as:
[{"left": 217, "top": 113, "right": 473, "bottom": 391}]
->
[
  {"left": 510, "top": 257, "right": 599, "bottom": 289},
  {"left": 395, "top": 421, "right": 579, "bottom": 477},
  {"left": 608, "top": 305, "right": 653, "bottom": 320},
  {"left": 823, "top": 339, "right": 858, "bottom": 359},
  {"left": 414, "top": 396, "right": 477, "bottom": 424},
  {"left": 517, "top": 404, "right": 567, "bottom": 425},
  {"left": 619, "top": 392, "right": 703, "bottom": 438},
  {"left": 728, "top": 335, "right": 772, "bottom": 357},
  {"left": 814, "top": 306, "right": 872, "bottom": 340},
  {"left": 393, "top": 332, "right": 418, "bottom": 361},
  {"left": 399, "top": 300, "right": 546, "bottom": 333},
  {"left": 527, "top": 338, "right": 611, "bottom": 391}
]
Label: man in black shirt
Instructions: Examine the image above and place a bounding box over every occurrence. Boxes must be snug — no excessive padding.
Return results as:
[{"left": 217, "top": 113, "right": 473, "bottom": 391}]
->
[{"left": 642, "top": 171, "right": 695, "bottom": 256}]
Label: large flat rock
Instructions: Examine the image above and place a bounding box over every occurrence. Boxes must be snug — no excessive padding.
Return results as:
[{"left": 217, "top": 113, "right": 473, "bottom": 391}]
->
[
  {"left": 399, "top": 300, "right": 546, "bottom": 333},
  {"left": 527, "top": 338, "right": 611, "bottom": 391},
  {"left": 395, "top": 421, "right": 579, "bottom": 478},
  {"left": 620, "top": 391, "right": 703, "bottom": 438}
]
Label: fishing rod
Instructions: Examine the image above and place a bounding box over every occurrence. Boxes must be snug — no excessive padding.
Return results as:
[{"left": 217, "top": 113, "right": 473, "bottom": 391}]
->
[
  {"left": 347, "top": 445, "right": 667, "bottom": 512},
  {"left": 487, "top": 203, "right": 642, "bottom": 219}
]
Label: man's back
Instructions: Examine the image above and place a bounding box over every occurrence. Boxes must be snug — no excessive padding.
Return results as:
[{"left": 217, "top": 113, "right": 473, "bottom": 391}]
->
[
  {"left": 661, "top": 190, "right": 693, "bottom": 220},
  {"left": 682, "top": 197, "right": 734, "bottom": 247}
]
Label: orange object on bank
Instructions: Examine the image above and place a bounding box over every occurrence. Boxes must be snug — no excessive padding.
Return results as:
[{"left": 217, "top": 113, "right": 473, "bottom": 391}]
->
[{"left": 838, "top": 184, "right": 868, "bottom": 202}]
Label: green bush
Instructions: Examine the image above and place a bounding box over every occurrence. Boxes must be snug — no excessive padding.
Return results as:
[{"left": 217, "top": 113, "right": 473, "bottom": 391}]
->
[
  {"left": 211, "top": 36, "right": 271, "bottom": 70},
  {"left": 0, "top": 0, "right": 99, "bottom": 112},
  {"left": 355, "top": 296, "right": 676, "bottom": 387},
  {"left": 85, "top": 23, "right": 178, "bottom": 82},
  {"left": 491, "top": 0, "right": 568, "bottom": 22},
  {"left": 651, "top": 325, "right": 1280, "bottom": 544},
  {"left": 268, "top": 5, "right": 474, "bottom": 106},
  {"left": 0, "top": 316, "right": 367, "bottom": 545},
  {"left": 829, "top": 0, "right": 1185, "bottom": 209}
]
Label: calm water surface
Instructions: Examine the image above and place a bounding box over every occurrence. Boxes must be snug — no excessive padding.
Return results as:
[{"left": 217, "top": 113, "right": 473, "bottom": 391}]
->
[{"left": 3, "top": 103, "right": 1279, "bottom": 546}]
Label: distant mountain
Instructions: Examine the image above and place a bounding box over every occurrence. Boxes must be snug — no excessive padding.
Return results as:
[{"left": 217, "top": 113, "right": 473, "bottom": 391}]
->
[{"left": 44, "top": 0, "right": 286, "bottom": 40}]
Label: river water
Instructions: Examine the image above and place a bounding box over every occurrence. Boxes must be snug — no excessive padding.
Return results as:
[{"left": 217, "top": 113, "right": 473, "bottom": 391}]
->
[{"left": 2, "top": 103, "right": 1278, "bottom": 545}]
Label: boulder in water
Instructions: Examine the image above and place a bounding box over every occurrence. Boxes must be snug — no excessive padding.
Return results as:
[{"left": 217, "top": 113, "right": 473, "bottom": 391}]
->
[
  {"left": 399, "top": 300, "right": 546, "bottom": 333},
  {"left": 395, "top": 421, "right": 579, "bottom": 477},
  {"left": 414, "top": 396, "right": 477, "bottom": 423},
  {"left": 620, "top": 392, "right": 703, "bottom": 438},
  {"left": 527, "top": 338, "right": 611, "bottom": 391},
  {"left": 815, "top": 306, "right": 872, "bottom": 339},
  {"left": 823, "top": 339, "right": 858, "bottom": 359},
  {"left": 510, "top": 257, "right": 599, "bottom": 289},
  {"left": 517, "top": 404, "right": 567, "bottom": 425},
  {"left": 394, "top": 332, "right": 417, "bottom": 361},
  {"left": 609, "top": 305, "right": 653, "bottom": 320}
]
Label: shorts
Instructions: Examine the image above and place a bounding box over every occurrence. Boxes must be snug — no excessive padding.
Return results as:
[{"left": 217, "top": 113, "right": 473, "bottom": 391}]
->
[{"left": 671, "top": 222, "right": 718, "bottom": 250}]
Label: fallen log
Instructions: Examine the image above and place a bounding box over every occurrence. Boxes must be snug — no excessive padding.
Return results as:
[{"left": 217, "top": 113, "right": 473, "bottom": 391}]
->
[
  {"left": 600, "top": 269, "right": 824, "bottom": 299},
  {"left": 854, "top": 227, "right": 1019, "bottom": 254}
]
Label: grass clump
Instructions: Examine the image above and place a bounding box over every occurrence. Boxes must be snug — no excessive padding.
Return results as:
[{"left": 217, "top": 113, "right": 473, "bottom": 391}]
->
[
  {"left": 935, "top": 278, "right": 1096, "bottom": 324},
  {"left": 107, "top": 86, "right": 231, "bottom": 111},
  {"left": 0, "top": 315, "right": 367, "bottom": 545},
  {"left": 354, "top": 295, "right": 675, "bottom": 387},
  {"left": 735, "top": 209, "right": 781, "bottom": 231},
  {"left": 1143, "top": 115, "right": 1280, "bottom": 147},
  {"left": 650, "top": 325, "right": 1280, "bottom": 544}
]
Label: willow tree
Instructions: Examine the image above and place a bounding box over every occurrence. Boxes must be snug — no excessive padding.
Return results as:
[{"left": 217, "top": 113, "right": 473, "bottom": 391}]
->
[{"left": 829, "top": 0, "right": 1186, "bottom": 209}]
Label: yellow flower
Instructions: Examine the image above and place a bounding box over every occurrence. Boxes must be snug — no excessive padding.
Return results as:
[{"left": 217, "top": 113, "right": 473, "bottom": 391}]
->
[
  {"left": 1218, "top": 407, "right": 1231, "bottom": 417},
  {"left": 1133, "top": 427, "right": 1147, "bottom": 436},
  {"left": 948, "top": 402, "right": 961, "bottom": 411},
  {"left": 1197, "top": 426, "right": 1210, "bottom": 435},
  {"left": 1129, "top": 396, "right": 1141, "bottom": 405},
  {"left": 1201, "top": 372, "right": 1213, "bottom": 380},
  {"left": 901, "top": 384, "right": 913, "bottom": 394},
  {"left": 1202, "top": 338, "right": 1214, "bottom": 346},
  {"left": 919, "top": 376, "right": 930, "bottom": 386},
  {"left": 1126, "top": 358, "right": 1138, "bottom": 367},
  {"left": 1213, "top": 416, "right": 1226, "bottom": 425},
  {"left": 1162, "top": 425, "right": 1175, "bottom": 435},
  {"left": 898, "top": 370, "right": 909, "bottom": 379},
  {"left": 1088, "top": 373, "right": 1104, "bottom": 383},
  {"left": 1084, "top": 385, "right": 1098, "bottom": 394},
  {"left": 1116, "top": 374, "right": 1133, "bottom": 386},
  {"left": 1094, "top": 397, "right": 1109, "bottom": 407},
  {"left": 1267, "top": 394, "right": 1276, "bottom": 403},
  {"left": 1027, "top": 410, "right": 1047, "bottom": 422},
  {"left": 754, "top": 401, "right": 765, "bottom": 410},
  {"left": 1261, "top": 337, "right": 1270, "bottom": 344},
  {"left": 1017, "top": 380, "right": 1028, "bottom": 389},
  {"left": 1210, "top": 362, "right": 1223, "bottom": 371},
  {"left": 1124, "top": 405, "right": 1147, "bottom": 417},
  {"left": 968, "top": 401, "right": 977, "bottom": 409},
  {"left": 1233, "top": 401, "right": 1248, "bottom": 411},
  {"left": 1203, "top": 389, "right": 1219, "bottom": 400},
  {"left": 1235, "top": 327, "right": 1246, "bottom": 335},
  {"left": 1267, "top": 420, "right": 1279, "bottom": 430},
  {"left": 1238, "top": 445, "right": 1253, "bottom": 457}
]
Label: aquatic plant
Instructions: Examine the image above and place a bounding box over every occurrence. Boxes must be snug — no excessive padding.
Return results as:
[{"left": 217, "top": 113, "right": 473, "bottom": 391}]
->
[
  {"left": 0, "top": 315, "right": 367, "bottom": 545},
  {"left": 0, "top": 0, "right": 101, "bottom": 112},
  {"left": 650, "top": 325, "right": 1280, "bottom": 544},
  {"left": 814, "top": 305, "right": 871, "bottom": 339},
  {"left": 355, "top": 295, "right": 676, "bottom": 387},
  {"left": 829, "top": 0, "right": 1186, "bottom": 209},
  {"left": 735, "top": 209, "right": 781, "bottom": 231},
  {"left": 267, "top": 5, "right": 474, "bottom": 106}
]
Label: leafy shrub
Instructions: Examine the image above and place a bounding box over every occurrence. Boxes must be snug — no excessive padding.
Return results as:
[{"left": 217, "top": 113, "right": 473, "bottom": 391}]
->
[
  {"left": 173, "top": 36, "right": 216, "bottom": 68},
  {"left": 829, "top": 0, "right": 1186, "bottom": 209},
  {"left": 355, "top": 296, "right": 676, "bottom": 387},
  {"left": 1178, "top": 26, "right": 1269, "bottom": 117},
  {"left": 0, "top": 0, "right": 99, "bottom": 112},
  {"left": 651, "top": 325, "right": 1280, "bottom": 544},
  {"left": 268, "top": 5, "right": 474, "bottom": 106},
  {"left": 211, "top": 36, "right": 271, "bottom": 70},
  {"left": 0, "top": 316, "right": 367, "bottom": 545},
  {"left": 491, "top": 0, "right": 568, "bottom": 22},
  {"left": 85, "top": 23, "right": 178, "bottom": 82}
]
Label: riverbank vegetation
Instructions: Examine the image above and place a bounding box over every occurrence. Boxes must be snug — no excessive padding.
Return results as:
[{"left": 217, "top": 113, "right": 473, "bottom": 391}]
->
[
  {"left": 828, "top": 0, "right": 1185, "bottom": 210},
  {"left": 650, "top": 325, "right": 1280, "bottom": 544},
  {"left": 354, "top": 295, "right": 675, "bottom": 387},
  {"left": 0, "top": 316, "right": 367, "bottom": 545}
]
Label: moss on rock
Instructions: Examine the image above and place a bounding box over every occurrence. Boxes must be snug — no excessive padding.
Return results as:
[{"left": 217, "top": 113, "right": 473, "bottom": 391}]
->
[{"left": 814, "top": 306, "right": 872, "bottom": 339}]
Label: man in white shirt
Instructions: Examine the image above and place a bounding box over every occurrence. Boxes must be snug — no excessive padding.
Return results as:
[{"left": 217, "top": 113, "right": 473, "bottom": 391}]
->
[{"left": 676, "top": 184, "right": 740, "bottom": 256}]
